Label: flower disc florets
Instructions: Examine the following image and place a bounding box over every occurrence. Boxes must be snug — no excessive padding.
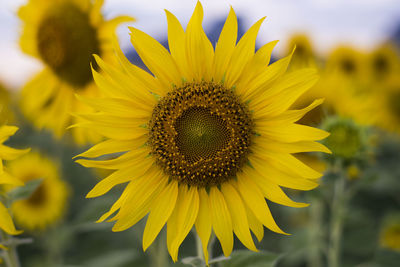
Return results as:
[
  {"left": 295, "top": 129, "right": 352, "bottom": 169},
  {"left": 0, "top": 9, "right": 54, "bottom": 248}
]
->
[
  {"left": 37, "top": 3, "right": 99, "bottom": 87},
  {"left": 149, "top": 81, "right": 253, "bottom": 187}
]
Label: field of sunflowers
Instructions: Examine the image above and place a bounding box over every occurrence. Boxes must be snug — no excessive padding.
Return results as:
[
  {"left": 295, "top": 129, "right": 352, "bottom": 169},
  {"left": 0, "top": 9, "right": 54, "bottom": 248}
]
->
[{"left": 0, "top": 1, "right": 399, "bottom": 266}]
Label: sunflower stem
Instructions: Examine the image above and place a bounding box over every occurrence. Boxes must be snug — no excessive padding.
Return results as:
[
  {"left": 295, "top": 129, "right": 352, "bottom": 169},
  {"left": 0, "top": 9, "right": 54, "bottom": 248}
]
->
[
  {"left": 0, "top": 231, "right": 21, "bottom": 267},
  {"left": 307, "top": 198, "right": 324, "bottom": 267},
  {"left": 149, "top": 228, "right": 168, "bottom": 267},
  {"left": 327, "top": 169, "right": 346, "bottom": 267},
  {"left": 194, "top": 231, "right": 204, "bottom": 260}
]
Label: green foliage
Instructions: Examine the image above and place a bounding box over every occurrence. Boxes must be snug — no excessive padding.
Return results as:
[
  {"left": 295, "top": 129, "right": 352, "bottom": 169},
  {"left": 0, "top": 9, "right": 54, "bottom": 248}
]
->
[{"left": 8, "top": 178, "right": 43, "bottom": 202}]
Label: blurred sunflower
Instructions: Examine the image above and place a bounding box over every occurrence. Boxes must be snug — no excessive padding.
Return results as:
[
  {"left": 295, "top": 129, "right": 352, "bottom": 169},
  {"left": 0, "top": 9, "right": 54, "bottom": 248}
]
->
[
  {"left": 286, "top": 34, "right": 316, "bottom": 69},
  {"left": 367, "top": 77, "right": 400, "bottom": 134},
  {"left": 18, "top": 0, "right": 134, "bottom": 144},
  {"left": 75, "top": 2, "right": 330, "bottom": 262},
  {"left": 380, "top": 217, "right": 400, "bottom": 252},
  {"left": 7, "top": 152, "right": 69, "bottom": 230},
  {"left": 368, "top": 45, "right": 400, "bottom": 84},
  {"left": 0, "top": 125, "right": 29, "bottom": 235},
  {"left": 0, "top": 83, "right": 15, "bottom": 125},
  {"left": 326, "top": 46, "right": 366, "bottom": 82}
]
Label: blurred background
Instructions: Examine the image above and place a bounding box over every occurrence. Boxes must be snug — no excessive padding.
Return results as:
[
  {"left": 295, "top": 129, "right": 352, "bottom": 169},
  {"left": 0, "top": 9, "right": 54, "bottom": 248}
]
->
[{"left": 1, "top": 0, "right": 400, "bottom": 267}]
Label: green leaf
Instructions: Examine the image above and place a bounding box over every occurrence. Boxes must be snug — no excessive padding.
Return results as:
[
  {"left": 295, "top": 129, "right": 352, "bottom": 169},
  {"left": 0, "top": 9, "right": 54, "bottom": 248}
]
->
[
  {"left": 9, "top": 179, "right": 43, "bottom": 202},
  {"left": 219, "top": 250, "right": 280, "bottom": 267}
]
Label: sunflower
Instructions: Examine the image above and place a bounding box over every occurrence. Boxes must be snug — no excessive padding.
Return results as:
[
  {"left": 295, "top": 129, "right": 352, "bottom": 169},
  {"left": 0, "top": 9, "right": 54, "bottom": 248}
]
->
[
  {"left": 0, "top": 125, "right": 29, "bottom": 235},
  {"left": 366, "top": 77, "right": 400, "bottom": 134},
  {"left": 0, "top": 83, "right": 15, "bottom": 125},
  {"left": 75, "top": 2, "right": 330, "bottom": 262},
  {"left": 18, "top": 0, "right": 134, "bottom": 144},
  {"left": 7, "top": 152, "right": 69, "bottom": 230},
  {"left": 326, "top": 46, "right": 366, "bottom": 83},
  {"left": 368, "top": 44, "right": 400, "bottom": 84},
  {"left": 286, "top": 34, "right": 316, "bottom": 70}
]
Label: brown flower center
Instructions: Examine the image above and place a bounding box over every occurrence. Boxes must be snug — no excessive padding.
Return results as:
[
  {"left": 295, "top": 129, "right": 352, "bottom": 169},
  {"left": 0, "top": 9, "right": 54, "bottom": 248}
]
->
[
  {"left": 37, "top": 3, "right": 99, "bottom": 87},
  {"left": 149, "top": 81, "right": 253, "bottom": 187}
]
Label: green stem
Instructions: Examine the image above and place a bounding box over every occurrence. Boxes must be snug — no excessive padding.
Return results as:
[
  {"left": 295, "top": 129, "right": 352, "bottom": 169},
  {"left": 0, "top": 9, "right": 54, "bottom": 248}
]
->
[
  {"left": 195, "top": 231, "right": 204, "bottom": 261},
  {"left": 307, "top": 198, "right": 323, "bottom": 267},
  {"left": 0, "top": 231, "right": 21, "bottom": 267},
  {"left": 149, "top": 228, "right": 168, "bottom": 267},
  {"left": 327, "top": 174, "right": 346, "bottom": 267}
]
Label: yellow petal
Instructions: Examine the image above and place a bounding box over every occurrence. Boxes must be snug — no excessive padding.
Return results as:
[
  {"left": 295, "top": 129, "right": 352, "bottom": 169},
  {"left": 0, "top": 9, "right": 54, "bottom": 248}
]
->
[
  {"left": 254, "top": 98, "right": 323, "bottom": 123},
  {"left": 236, "top": 40, "right": 279, "bottom": 95},
  {"left": 0, "top": 202, "right": 22, "bottom": 235},
  {"left": 185, "top": 1, "right": 214, "bottom": 81},
  {"left": 225, "top": 17, "right": 266, "bottom": 88},
  {"left": 256, "top": 123, "right": 330, "bottom": 143},
  {"left": 253, "top": 138, "right": 331, "bottom": 154},
  {"left": 221, "top": 183, "right": 257, "bottom": 251},
  {"left": 0, "top": 171, "right": 24, "bottom": 186},
  {"left": 236, "top": 173, "right": 287, "bottom": 235},
  {"left": 209, "top": 186, "right": 233, "bottom": 257},
  {"left": 129, "top": 27, "right": 182, "bottom": 89},
  {"left": 195, "top": 188, "right": 212, "bottom": 264},
  {"left": 246, "top": 167, "right": 309, "bottom": 208},
  {"left": 165, "top": 10, "right": 189, "bottom": 79},
  {"left": 212, "top": 7, "right": 238, "bottom": 82},
  {"left": 110, "top": 37, "right": 164, "bottom": 98},
  {"left": 0, "top": 125, "right": 18, "bottom": 143},
  {"left": 74, "top": 139, "right": 143, "bottom": 159},
  {"left": 249, "top": 156, "right": 320, "bottom": 190},
  {"left": 245, "top": 206, "right": 264, "bottom": 242},
  {"left": 249, "top": 68, "right": 318, "bottom": 116},
  {"left": 250, "top": 152, "right": 322, "bottom": 179},
  {"left": 85, "top": 158, "right": 154, "bottom": 198},
  {"left": 0, "top": 146, "right": 30, "bottom": 161},
  {"left": 143, "top": 180, "right": 178, "bottom": 251},
  {"left": 112, "top": 169, "right": 167, "bottom": 231},
  {"left": 167, "top": 185, "right": 199, "bottom": 262}
]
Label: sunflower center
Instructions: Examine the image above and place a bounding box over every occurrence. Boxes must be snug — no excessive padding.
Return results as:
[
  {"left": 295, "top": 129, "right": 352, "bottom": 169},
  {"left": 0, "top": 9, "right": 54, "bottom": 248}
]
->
[
  {"left": 26, "top": 184, "right": 46, "bottom": 207},
  {"left": 340, "top": 58, "right": 356, "bottom": 75},
  {"left": 373, "top": 54, "right": 389, "bottom": 77},
  {"left": 149, "top": 81, "right": 253, "bottom": 187},
  {"left": 37, "top": 3, "right": 99, "bottom": 87}
]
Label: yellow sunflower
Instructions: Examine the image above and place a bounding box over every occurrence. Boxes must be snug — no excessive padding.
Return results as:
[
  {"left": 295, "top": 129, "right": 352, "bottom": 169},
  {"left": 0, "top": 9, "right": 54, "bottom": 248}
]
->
[
  {"left": 286, "top": 34, "right": 316, "bottom": 69},
  {"left": 7, "top": 152, "right": 69, "bottom": 230},
  {"left": 18, "top": 0, "right": 134, "bottom": 144},
  {"left": 0, "top": 83, "right": 15, "bottom": 125},
  {"left": 75, "top": 2, "right": 330, "bottom": 262},
  {"left": 326, "top": 46, "right": 366, "bottom": 83},
  {"left": 366, "top": 77, "right": 400, "bottom": 134},
  {"left": 368, "top": 44, "right": 400, "bottom": 85},
  {"left": 0, "top": 125, "right": 29, "bottom": 235},
  {"left": 380, "top": 217, "right": 400, "bottom": 252}
]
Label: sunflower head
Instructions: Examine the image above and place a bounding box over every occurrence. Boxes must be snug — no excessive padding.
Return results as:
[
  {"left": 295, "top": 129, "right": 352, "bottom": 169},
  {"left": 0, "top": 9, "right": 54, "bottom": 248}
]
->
[
  {"left": 36, "top": 2, "right": 100, "bottom": 87},
  {"left": 368, "top": 45, "right": 400, "bottom": 84},
  {"left": 18, "top": 0, "right": 134, "bottom": 144},
  {"left": 0, "top": 83, "right": 15, "bottom": 125},
  {"left": 327, "top": 46, "right": 365, "bottom": 79},
  {"left": 322, "top": 117, "right": 365, "bottom": 160},
  {"left": 286, "top": 34, "right": 315, "bottom": 69},
  {"left": 7, "top": 152, "right": 69, "bottom": 230},
  {"left": 76, "top": 2, "right": 329, "bottom": 262}
]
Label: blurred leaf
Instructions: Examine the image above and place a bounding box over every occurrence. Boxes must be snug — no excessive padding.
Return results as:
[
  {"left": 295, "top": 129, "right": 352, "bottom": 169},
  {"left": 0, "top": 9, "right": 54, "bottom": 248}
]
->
[
  {"left": 84, "top": 250, "right": 138, "bottom": 267},
  {"left": 9, "top": 179, "right": 42, "bottom": 202},
  {"left": 219, "top": 250, "right": 280, "bottom": 267}
]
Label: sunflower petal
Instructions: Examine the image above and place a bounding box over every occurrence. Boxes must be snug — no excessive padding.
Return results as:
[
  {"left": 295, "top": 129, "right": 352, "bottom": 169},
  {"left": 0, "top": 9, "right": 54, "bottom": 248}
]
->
[
  {"left": 185, "top": 1, "right": 214, "bottom": 81},
  {"left": 212, "top": 7, "right": 238, "bottom": 82},
  {"left": 129, "top": 27, "right": 182, "bottom": 89},
  {"left": 221, "top": 183, "right": 257, "bottom": 251},
  {"left": 143, "top": 180, "right": 178, "bottom": 251},
  {"left": 195, "top": 188, "right": 212, "bottom": 264},
  {"left": 0, "top": 202, "right": 22, "bottom": 235},
  {"left": 236, "top": 173, "right": 287, "bottom": 235},
  {"left": 209, "top": 187, "right": 233, "bottom": 257}
]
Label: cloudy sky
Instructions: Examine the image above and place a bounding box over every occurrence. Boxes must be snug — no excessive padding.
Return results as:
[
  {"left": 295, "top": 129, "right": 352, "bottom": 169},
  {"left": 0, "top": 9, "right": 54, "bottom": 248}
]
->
[{"left": 1, "top": 0, "right": 400, "bottom": 89}]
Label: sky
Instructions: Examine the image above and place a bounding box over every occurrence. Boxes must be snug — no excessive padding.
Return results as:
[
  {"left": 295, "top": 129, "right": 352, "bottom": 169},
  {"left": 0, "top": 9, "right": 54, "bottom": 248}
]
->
[{"left": 1, "top": 0, "right": 400, "bottom": 89}]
